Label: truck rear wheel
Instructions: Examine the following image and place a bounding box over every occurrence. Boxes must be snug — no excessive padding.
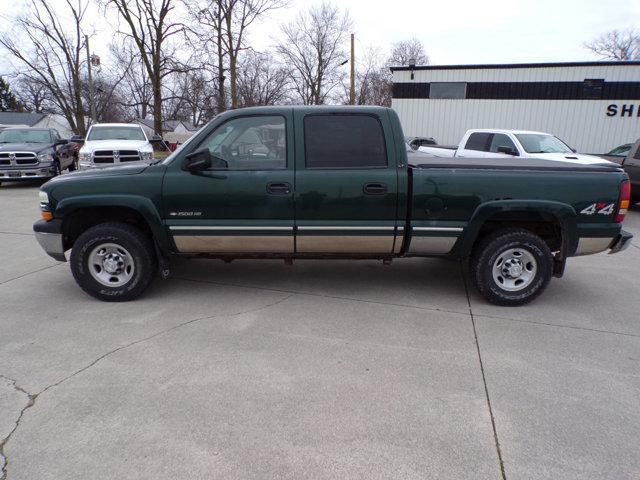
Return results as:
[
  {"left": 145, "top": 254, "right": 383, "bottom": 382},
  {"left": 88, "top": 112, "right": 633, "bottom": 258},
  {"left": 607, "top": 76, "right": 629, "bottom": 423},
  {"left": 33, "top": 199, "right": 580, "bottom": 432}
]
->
[
  {"left": 70, "top": 222, "right": 156, "bottom": 301},
  {"left": 471, "top": 228, "right": 553, "bottom": 306}
]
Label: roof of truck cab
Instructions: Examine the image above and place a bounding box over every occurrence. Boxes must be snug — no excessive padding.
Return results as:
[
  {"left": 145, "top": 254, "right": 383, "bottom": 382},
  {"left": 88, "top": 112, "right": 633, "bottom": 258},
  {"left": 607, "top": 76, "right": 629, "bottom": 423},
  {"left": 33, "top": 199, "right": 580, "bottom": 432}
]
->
[
  {"left": 89, "top": 123, "right": 144, "bottom": 128},
  {"left": 216, "top": 105, "right": 393, "bottom": 116},
  {"left": 466, "top": 129, "right": 552, "bottom": 135}
]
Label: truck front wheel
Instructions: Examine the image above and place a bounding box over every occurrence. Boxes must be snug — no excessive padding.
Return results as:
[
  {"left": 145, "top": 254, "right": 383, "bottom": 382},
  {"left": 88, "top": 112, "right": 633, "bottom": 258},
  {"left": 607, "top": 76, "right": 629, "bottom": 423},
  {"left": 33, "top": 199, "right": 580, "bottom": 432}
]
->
[
  {"left": 70, "top": 222, "right": 156, "bottom": 301},
  {"left": 471, "top": 229, "right": 553, "bottom": 306}
]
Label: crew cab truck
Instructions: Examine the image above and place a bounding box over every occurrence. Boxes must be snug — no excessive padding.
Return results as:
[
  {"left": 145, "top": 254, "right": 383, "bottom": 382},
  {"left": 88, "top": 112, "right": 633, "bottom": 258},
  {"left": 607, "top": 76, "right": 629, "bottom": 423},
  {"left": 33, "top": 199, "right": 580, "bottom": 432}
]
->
[
  {"left": 419, "top": 129, "right": 616, "bottom": 165},
  {"left": 78, "top": 123, "right": 155, "bottom": 169},
  {"left": 0, "top": 127, "right": 74, "bottom": 185},
  {"left": 33, "top": 106, "right": 633, "bottom": 306}
]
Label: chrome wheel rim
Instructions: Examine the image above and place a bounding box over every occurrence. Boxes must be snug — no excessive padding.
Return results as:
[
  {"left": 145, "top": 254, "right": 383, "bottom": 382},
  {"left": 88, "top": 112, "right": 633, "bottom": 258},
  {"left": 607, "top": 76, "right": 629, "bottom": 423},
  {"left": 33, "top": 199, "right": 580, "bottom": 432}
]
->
[
  {"left": 492, "top": 247, "right": 537, "bottom": 292},
  {"left": 88, "top": 243, "right": 135, "bottom": 287}
]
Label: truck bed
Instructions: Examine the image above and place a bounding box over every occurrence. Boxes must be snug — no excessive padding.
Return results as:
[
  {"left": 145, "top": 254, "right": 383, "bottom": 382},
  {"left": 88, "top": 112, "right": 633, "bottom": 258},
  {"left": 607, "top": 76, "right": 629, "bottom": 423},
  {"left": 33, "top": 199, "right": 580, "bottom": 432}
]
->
[{"left": 409, "top": 156, "right": 623, "bottom": 173}]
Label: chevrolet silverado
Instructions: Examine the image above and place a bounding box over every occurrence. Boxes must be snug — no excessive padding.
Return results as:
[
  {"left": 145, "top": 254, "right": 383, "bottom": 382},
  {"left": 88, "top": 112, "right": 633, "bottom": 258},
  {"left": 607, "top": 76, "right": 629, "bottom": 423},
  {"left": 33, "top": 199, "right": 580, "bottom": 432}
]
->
[{"left": 33, "top": 106, "right": 633, "bottom": 305}]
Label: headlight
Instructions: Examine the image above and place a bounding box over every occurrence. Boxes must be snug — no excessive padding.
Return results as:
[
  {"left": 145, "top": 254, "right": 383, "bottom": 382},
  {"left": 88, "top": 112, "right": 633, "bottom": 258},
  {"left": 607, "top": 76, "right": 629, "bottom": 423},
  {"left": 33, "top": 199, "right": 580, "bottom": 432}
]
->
[
  {"left": 78, "top": 152, "right": 91, "bottom": 162},
  {"left": 37, "top": 152, "right": 53, "bottom": 162},
  {"left": 39, "top": 190, "right": 53, "bottom": 220},
  {"left": 140, "top": 151, "right": 154, "bottom": 161}
]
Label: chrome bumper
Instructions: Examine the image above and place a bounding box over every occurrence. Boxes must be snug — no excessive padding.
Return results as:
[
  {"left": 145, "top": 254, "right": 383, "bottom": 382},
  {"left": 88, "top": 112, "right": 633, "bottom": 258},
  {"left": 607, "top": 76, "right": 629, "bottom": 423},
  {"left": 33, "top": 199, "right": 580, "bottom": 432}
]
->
[
  {"left": 0, "top": 168, "right": 54, "bottom": 180},
  {"left": 34, "top": 231, "right": 67, "bottom": 262},
  {"left": 609, "top": 230, "right": 633, "bottom": 254}
]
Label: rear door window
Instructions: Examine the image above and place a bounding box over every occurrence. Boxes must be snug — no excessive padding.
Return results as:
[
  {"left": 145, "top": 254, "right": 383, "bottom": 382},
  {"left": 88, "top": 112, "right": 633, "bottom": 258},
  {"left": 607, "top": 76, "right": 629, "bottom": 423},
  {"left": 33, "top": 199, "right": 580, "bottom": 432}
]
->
[
  {"left": 489, "top": 134, "right": 517, "bottom": 153},
  {"left": 464, "top": 132, "right": 491, "bottom": 152},
  {"left": 304, "top": 114, "right": 387, "bottom": 169}
]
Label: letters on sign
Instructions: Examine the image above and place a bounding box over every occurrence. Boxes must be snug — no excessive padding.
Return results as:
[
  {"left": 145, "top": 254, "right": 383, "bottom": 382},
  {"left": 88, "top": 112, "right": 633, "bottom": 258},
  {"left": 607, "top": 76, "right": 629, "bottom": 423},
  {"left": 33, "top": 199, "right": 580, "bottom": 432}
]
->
[{"left": 606, "top": 104, "right": 640, "bottom": 117}]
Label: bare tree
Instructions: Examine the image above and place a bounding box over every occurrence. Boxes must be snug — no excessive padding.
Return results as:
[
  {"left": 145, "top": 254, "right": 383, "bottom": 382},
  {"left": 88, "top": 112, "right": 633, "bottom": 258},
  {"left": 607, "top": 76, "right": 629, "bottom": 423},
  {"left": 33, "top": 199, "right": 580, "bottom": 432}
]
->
[
  {"left": 237, "top": 50, "right": 290, "bottom": 106},
  {"left": 275, "top": 1, "right": 352, "bottom": 105},
  {"left": 176, "top": 71, "right": 218, "bottom": 125},
  {"left": 221, "top": 0, "right": 287, "bottom": 108},
  {"left": 0, "top": 0, "right": 90, "bottom": 134},
  {"left": 110, "top": 41, "right": 154, "bottom": 120},
  {"left": 106, "top": 0, "right": 188, "bottom": 134},
  {"left": 339, "top": 46, "right": 391, "bottom": 106},
  {"left": 14, "top": 77, "right": 56, "bottom": 113},
  {"left": 187, "top": 0, "right": 228, "bottom": 113},
  {"left": 189, "top": 0, "right": 285, "bottom": 110},
  {"left": 388, "top": 37, "right": 429, "bottom": 66},
  {"left": 585, "top": 29, "right": 640, "bottom": 61}
]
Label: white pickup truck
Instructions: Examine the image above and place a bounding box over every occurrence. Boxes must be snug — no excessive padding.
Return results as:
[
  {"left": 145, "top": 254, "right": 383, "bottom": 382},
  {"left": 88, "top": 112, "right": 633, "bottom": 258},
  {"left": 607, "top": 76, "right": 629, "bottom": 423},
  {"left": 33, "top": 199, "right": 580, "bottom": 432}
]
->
[
  {"left": 78, "top": 123, "right": 156, "bottom": 169},
  {"left": 418, "top": 129, "right": 614, "bottom": 165}
]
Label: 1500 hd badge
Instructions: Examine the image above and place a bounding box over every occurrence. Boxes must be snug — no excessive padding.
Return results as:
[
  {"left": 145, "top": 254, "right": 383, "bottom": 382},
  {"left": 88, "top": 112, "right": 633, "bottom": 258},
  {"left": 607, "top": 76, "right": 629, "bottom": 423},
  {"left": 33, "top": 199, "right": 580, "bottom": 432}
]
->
[{"left": 169, "top": 211, "right": 203, "bottom": 217}]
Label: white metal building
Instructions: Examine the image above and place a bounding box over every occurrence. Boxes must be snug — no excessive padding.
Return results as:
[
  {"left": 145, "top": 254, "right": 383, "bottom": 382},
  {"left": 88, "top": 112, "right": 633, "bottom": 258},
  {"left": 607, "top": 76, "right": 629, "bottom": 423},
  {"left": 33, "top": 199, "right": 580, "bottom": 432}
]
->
[{"left": 391, "top": 61, "right": 640, "bottom": 153}]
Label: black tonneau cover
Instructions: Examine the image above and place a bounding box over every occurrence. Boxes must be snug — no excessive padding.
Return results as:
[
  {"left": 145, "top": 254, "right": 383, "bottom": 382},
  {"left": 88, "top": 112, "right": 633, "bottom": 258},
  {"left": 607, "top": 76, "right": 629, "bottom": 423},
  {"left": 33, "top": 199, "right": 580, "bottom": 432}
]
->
[{"left": 410, "top": 157, "right": 623, "bottom": 173}]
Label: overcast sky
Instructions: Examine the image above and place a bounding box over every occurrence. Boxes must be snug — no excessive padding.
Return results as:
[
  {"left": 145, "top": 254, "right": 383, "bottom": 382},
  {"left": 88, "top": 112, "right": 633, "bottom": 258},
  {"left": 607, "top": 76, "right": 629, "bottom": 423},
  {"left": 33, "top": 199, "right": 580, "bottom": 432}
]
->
[
  {"left": 1, "top": 0, "right": 639, "bottom": 76},
  {"left": 252, "top": 0, "right": 640, "bottom": 64}
]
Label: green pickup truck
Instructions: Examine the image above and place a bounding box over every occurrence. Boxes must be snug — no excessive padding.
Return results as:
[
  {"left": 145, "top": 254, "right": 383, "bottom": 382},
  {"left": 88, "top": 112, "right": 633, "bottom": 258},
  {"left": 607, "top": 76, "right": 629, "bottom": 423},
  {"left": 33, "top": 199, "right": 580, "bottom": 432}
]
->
[{"left": 34, "top": 106, "right": 633, "bottom": 305}]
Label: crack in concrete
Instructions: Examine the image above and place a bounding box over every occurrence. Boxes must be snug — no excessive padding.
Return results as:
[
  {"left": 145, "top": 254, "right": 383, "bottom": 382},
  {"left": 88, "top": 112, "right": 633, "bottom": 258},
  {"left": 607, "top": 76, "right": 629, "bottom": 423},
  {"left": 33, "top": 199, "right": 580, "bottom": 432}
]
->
[
  {"left": 0, "top": 376, "right": 36, "bottom": 480},
  {"left": 460, "top": 265, "right": 507, "bottom": 480},
  {"left": 0, "top": 264, "right": 62, "bottom": 286},
  {"left": 475, "top": 313, "right": 640, "bottom": 338},
  {"left": 0, "top": 293, "right": 294, "bottom": 479},
  {"left": 174, "top": 275, "right": 471, "bottom": 317}
]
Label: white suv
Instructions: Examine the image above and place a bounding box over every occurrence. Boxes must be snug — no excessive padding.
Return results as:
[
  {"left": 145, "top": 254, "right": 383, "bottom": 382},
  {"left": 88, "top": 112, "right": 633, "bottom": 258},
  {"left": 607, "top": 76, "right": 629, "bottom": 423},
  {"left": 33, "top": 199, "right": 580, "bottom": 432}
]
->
[{"left": 78, "top": 123, "right": 155, "bottom": 169}]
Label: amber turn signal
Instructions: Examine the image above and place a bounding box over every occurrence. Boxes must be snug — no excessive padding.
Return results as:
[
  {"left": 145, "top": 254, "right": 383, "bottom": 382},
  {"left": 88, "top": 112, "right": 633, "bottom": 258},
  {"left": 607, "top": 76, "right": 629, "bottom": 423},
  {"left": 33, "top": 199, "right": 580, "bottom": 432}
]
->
[{"left": 41, "top": 211, "right": 53, "bottom": 221}]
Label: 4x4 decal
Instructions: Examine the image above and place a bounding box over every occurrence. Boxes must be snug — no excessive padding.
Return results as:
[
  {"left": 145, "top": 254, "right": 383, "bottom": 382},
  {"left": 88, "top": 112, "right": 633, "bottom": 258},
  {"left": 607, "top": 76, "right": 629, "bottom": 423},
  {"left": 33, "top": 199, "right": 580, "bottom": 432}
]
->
[{"left": 580, "top": 202, "right": 615, "bottom": 215}]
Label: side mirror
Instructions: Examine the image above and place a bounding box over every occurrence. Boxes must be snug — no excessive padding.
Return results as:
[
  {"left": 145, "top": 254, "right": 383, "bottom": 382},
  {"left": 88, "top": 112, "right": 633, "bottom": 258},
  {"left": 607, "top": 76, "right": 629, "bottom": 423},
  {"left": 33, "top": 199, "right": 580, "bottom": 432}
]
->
[
  {"left": 497, "top": 146, "right": 518, "bottom": 156},
  {"left": 182, "top": 148, "right": 211, "bottom": 171},
  {"left": 54, "top": 139, "right": 69, "bottom": 146},
  {"left": 182, "top": 149, "right": 229, "bottom": 171}
]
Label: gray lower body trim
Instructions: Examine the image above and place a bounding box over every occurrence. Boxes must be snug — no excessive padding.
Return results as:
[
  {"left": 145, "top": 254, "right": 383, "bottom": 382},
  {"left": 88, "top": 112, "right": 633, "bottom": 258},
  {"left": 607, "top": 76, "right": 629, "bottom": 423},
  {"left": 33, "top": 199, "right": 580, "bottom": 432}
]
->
[
  {"left": 297, "top": 235, "right": 394, "bottom": 253},
  {"left": 575, "top": 237, "right": 615, "bottom": 256},
  {"left": 408, "top": 236, "right": 458, "bottom": 254},
  {"left": 35, "top": 232, "right": 67, "bottom": 262},
  {"left": 173, "top": 235, "right": 294, "bottom": 253}
]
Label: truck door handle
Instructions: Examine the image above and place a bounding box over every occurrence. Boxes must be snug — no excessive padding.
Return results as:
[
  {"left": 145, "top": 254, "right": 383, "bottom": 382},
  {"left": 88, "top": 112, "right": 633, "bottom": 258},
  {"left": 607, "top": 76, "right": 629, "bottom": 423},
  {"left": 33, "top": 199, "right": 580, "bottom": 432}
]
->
[
  {"left": 266, "top": 182, "right": 292, "bottom": 195},
  {"left": 363, "top": 182, "right": 387, "bottom": 195}
]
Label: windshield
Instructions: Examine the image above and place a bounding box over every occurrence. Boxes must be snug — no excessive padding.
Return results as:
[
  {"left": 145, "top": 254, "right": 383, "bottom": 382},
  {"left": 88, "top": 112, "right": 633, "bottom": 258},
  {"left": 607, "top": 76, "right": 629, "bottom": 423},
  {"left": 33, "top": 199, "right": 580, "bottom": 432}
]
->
[
  {"left": 88, "top": 126, "right": 146, "bottom": 141},
  {"left": 515, "top": 134, "right": 573, "bottom": 154},
  {"left": 606, "top": 144, "right": 631, "bottom": 156},
  {"left": 0, "top": 129, "right": 51, "bottom": 144}
]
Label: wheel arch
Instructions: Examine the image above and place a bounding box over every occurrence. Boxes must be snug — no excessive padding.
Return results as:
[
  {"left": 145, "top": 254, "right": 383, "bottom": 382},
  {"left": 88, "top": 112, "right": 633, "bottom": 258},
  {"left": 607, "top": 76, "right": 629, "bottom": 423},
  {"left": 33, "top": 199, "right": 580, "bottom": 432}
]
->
[
  {"left": 458, "top": 200, "right": 578, "bottom": 260},
  {"left": 56, "top": 195, "right": 169, "bottom": 253}
]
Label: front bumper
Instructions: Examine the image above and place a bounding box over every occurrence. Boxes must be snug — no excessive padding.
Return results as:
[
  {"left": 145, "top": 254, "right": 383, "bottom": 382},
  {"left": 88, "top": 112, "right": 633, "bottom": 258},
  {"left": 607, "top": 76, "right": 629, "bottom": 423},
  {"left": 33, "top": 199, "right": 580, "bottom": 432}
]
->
[
  {"left": 0, "top": 166, "right": 55, "bottom": 181},
  {"left": 609, "top": 230, "right": 633, "bottom": 254},
  {"left": 33, "top": 219, "right": 67, "bottom": 262}
]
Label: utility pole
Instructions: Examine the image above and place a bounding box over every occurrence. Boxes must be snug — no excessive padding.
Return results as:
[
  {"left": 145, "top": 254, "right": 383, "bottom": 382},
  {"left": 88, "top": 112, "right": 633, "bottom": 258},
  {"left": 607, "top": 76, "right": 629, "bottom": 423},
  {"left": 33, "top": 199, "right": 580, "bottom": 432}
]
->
[
  {"left": 85, "top": 34, "right": 97, "bottom": 124},
  {"left": 350, "top": 33, "right": 355, "bottom": 105}
]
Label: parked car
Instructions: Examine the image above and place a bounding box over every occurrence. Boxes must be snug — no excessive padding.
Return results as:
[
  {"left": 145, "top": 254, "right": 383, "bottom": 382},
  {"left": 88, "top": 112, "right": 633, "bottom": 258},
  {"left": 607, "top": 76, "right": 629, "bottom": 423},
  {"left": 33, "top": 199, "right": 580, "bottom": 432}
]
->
[
  {"left": 0, "top": 127, "right": 73, "bottom": 185},
  {"left": 419, "top": 129, "right": 616, "bottom": 165},
  {"left": 34, "top": 106, "right": 632, "bottom": 306},
  {"left": 78, "top": 123, "right": 155, "bottom": 169},
  {"left": 600, "top": 143, "right": 633, "bottom": 164},
  {"left": 619, "top": 138, "right": 640, "bottom": 203}
]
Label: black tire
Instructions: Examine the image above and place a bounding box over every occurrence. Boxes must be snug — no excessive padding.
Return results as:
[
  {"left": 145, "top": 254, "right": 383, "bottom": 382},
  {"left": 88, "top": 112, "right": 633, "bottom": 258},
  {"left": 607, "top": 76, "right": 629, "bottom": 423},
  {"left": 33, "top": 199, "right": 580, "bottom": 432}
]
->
[
  {"left": 70, "top": 222, "right": 157, "bottom": 301},
  {"left": 52, "top": 160, "right": 61, "bottom": 177},
  {"left": 471, "top": 228, "right": 553, "bottom": 306},
  {"left": 68, "top": 156, "right": 78, "bottom": 172}
]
